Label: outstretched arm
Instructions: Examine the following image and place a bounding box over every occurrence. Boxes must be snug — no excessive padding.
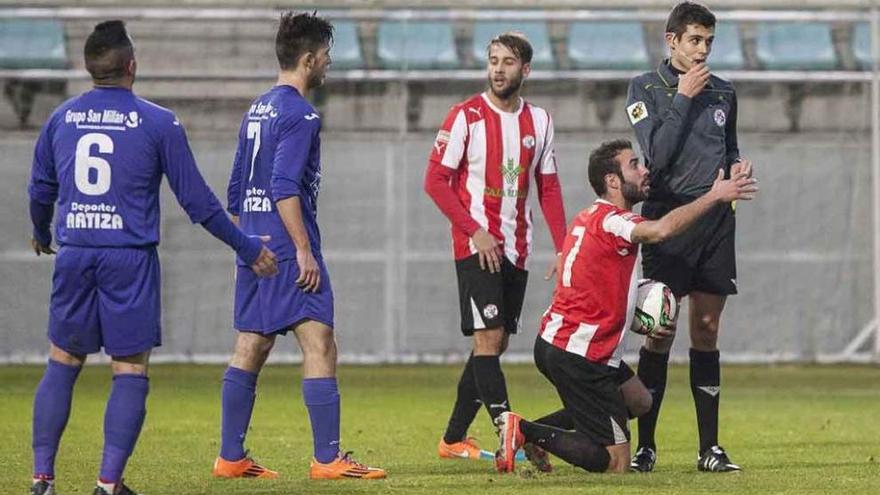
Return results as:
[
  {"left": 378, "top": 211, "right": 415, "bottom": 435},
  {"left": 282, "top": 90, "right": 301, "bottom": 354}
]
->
[
  {"left": 159, "top": 116, "right": 276, "bottom": 275},
  {"left": 632, "top": 166, "right": 757, "bottom": 244}
]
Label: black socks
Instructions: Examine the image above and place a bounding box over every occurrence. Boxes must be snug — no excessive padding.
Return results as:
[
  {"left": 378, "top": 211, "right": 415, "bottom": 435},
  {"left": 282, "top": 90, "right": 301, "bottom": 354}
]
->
[
  {"left": 519, "top": 420, "right": 610, "bottom": 472},
  {"left": 472, "top": 355, "right": 510, "bottom": 420},
  {"left": 636, "top": 347, "right": 670, "bottom": 450},
  {"left": 443, "top": 354, "right": 511, "bottom": 443},
  {"left": 690, "top": 348, "right": 721, "bottom": 455},
  {"left": 443, "top": 354, "right": 482, "bottom": 444}
]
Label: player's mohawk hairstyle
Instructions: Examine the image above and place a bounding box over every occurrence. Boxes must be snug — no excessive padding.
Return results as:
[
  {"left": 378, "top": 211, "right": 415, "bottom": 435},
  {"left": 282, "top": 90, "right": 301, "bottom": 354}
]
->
[
  {"left": 84, "top": 20, "right": 134, "bottom": 82},
  {"left": 666, "top": 1, "right": 716, "bottom": 38},
  {"left": 588, "top": 139, "right": 632, "bottom": 196},
  {"left": 275, "top": 11, "right": 334, "bottom": 71},
  {"left": 487, "top": 31, "right": 533, "bottom": 65}
]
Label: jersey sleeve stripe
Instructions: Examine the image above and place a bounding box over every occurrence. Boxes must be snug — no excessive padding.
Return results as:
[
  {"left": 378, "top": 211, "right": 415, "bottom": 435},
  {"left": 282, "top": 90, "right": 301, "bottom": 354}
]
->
[{"left": 602, "top": 212, "right": 638, "bottom": 243}]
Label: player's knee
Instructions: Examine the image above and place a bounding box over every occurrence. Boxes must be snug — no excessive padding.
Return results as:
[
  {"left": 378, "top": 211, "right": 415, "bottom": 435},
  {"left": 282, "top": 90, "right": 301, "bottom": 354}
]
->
[
  {"left": 110, "top": 351, "right": 150, "bottom": 376},
  {"left": 235, "top": 332, "right": 274, "bottom": 357},
  {"left": 473, "top": 327, "right": 505, "bottom": 355},
  {"left": 629, "top": 390, "right": 653, "bottom": 418},
  {"left": 577, "top": 447, "right": 611, "bottom": 473},
  {"left": 301, "top": 333, "right": 337, "bottom": 361},
  {"left": 499, "top": 334, "right": 510, "bottom": 354},
  {"left": 691, "top": 316, "right": 720, "bottom": 349},
  {"left": 49, "top": 343, "right": 86, "bottom": 367},
  {"left": 696, "top": 314, "right": 720, "bottom": 334}
]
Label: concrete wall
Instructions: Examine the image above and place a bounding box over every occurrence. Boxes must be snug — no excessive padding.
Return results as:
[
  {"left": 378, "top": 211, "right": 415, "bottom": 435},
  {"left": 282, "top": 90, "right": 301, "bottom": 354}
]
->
[{"left": 0, "top": 127, "right": 873, "bottom": 363}]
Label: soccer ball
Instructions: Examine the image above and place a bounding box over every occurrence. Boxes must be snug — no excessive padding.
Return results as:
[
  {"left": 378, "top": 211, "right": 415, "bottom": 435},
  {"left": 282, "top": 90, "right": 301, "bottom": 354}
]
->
[{"left": 630, "top": 279, "right": 678, "bottom": 337}]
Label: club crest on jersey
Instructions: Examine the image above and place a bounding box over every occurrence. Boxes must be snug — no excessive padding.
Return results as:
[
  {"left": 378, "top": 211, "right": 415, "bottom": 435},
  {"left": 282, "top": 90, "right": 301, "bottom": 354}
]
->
[
  {"left": 627, "top": 101, "right": 648, "bottom": 125},
  {"left": 714, "top": 108, "right": 726, "bottom": 127},
  {"left": 482, "top": 304, "right": 499, "bottom": 320},
  {"left": 522, "top": 135, "right": 535, "bottom": 149},
  {"left": 124, "top": 111, "right": 140, "bottom": 128},
  {"left": 501, "top": 158, "right": 524, "bottom": 185}
]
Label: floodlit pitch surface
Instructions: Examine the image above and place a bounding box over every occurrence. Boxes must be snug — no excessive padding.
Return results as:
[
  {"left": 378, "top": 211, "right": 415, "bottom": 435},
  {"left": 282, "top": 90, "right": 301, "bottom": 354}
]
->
[{"left": 3, "top": 364, "right": 878, "bottom": 494}]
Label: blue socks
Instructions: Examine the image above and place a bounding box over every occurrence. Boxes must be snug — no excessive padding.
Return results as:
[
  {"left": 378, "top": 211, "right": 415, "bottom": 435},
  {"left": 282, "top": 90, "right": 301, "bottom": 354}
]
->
[
  {"left": 219, "top": 366, "right": 258, "bottom": 461},
  {"left": 302, "top": 377, "right": 340, "bottom": 463},
  {"left": 99, "top": 374, "right": 149, "bottom": 484},
  {"left": 32, "top": 359, "right": 82, "bottom": 478},
  {"left": 219, "top": 369, "right": 341, "bottom": 464}
]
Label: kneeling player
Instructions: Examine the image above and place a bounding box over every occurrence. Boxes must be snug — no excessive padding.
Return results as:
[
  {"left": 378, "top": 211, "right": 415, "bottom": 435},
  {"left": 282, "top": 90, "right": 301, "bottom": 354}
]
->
[
  {"left": 211, "top": 12, "right": 385, "bottom": 481},
  {"left": 494, "top": 139, "right": 756, "bottom": 473}
]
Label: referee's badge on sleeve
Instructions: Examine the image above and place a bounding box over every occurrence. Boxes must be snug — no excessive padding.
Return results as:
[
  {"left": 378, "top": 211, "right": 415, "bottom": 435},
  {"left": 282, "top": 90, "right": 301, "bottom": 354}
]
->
[{"left": 627, "top": 101, "right": 648, "bottom": 125}]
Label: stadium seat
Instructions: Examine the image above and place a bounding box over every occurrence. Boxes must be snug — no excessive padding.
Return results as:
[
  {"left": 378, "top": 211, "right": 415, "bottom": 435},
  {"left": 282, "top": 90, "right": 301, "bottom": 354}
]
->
[
  {"left": 472, "top": 21, "right": 554, "bottom": 69},
  {"left": 330, "top": 21, "right": 363, "bottom": 70},
  {"left": 0, "top": 19, "right": 68, "bottom": 128},
  {"left": 755, "top": 22, "right": 837, "bottom": 70},
  {"left": 377, "top": 21, "right": 458, "bottom": 70},
  {"left": 853, "top": 22, "right": 875, "bottom": 69},
  {"left": 0, "top": 19, "right": 67, "bottom": 69},
  {"left": 709, "top": 23, "right": 745, "bottom": 70},
  {"left": 567, "top": 22, "right": 648, "bottom": 70}
]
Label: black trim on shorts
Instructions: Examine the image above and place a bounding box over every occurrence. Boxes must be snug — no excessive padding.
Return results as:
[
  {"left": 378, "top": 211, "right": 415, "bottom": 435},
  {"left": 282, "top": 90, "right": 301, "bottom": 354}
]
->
[{"left": 454, "top": 253, "right": 528, "bottom": 336}]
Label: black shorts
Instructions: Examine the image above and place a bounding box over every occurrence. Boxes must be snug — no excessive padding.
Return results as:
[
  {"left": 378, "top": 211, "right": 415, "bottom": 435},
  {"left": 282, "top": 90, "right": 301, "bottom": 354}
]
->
[
  {"left": 533, "top": 337, "right": 630, "bottom": 446},
  {"left": 641, "top": 200, "right": 737, "bottom": 298},
  {"left": 455, "top": 253, "right": 528, "bottom": 335}
]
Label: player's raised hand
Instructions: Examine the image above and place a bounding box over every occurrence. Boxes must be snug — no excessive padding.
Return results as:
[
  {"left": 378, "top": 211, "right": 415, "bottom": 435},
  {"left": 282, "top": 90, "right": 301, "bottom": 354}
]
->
[
  {"left": 250, "top": 235, "right": 278, "bottom": 277},
  {"left": 472, "top": 228, "right": 502, "bottom": 273},
  {"left": 295, "top": 248, "right": 321, "bottom": 292},
  {"left": 31, "top": 238, "right": 56, "bottom": 256},
  {"left": 710, "top": 168, "right": 759, "bottom": 203},
  {"left": 678, "top": 63, "right": 710, "bottom": 98}
]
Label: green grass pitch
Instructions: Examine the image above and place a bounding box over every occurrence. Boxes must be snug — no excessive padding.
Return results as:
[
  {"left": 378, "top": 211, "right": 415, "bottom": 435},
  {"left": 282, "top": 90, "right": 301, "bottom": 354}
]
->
[{"left": 3, "top": 364, "right": 879, "bottom": 494}]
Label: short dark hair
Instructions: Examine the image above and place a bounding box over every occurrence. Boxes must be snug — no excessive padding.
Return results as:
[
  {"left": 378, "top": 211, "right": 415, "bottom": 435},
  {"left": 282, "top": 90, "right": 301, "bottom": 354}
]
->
[
  {"left": 666, "top": 1, "right": 716, "bottom": 39},
  {"left": 588, "top": 139, "right": 632, "bottom": 196},
  {"left": 487, "top": 31, "right": 533, "bottom": 64},
  {"left": 84, "top": 20, "right": 134, "bottom": 82},
  {"left": 275, "top": 11, "right": 334, "bottom": 71}
]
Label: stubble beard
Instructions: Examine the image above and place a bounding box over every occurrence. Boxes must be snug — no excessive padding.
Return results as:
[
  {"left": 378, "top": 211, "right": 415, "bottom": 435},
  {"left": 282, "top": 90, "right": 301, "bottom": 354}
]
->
[{"left": 488, "top": 73, "right": 523, "bottom": 100}]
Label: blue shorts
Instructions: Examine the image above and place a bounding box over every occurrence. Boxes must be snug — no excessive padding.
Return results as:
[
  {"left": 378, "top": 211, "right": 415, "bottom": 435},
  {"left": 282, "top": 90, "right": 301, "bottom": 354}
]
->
[
  {"left": 234, "top": 257, "right": 334, "bottom": 334},
  {"left": 48, "top": 246, "right": 161, "bottom": 357}
]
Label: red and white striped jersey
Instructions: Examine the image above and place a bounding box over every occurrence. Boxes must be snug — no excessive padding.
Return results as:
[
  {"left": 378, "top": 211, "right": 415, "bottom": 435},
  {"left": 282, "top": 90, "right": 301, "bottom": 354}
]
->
[
  {"left": 429, "top": 93, "right": 558, "bottom": 269},
  {"left": 539, "top": 200, "right": 645, "bottom": 367}
]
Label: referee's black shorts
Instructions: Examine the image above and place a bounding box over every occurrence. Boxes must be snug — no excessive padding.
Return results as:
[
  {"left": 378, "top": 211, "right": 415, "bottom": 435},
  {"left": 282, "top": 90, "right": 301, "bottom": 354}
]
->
[
  {"left": 454, "top": 253, "right": 528, "bottom": 335},
  {"left": 533, "top": 337, "right": 630, "bottom": 446},
  {"left": 641, "top": 200, "right": 737, "bottom": 299}
]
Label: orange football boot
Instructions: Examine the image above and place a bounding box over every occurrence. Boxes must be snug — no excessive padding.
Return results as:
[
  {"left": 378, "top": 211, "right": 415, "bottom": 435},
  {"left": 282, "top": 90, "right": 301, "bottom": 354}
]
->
[
  {"left": 437, "top": 436, "right": 483, "bottom": 460},
  {"left": 212, "top": 454, "right": 279, "bottom": 479},
  {"left": 309, "top": 451, "right": 386, "bottom": 480}
]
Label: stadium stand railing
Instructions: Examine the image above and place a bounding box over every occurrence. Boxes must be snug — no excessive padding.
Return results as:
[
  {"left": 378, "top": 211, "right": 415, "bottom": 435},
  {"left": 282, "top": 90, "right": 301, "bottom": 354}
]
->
[{"left": 1, "top": 8, "right": 878, "bottom": 130}]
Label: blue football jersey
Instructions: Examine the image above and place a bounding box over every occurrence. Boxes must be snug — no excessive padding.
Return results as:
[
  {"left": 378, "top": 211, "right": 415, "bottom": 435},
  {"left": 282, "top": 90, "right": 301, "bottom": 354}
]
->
[
  {"left": 28, "top": 87, "right": 223, "bottom": 247},
  {"left": 227, "top": 85, "right": 323, "bottom": 264}
]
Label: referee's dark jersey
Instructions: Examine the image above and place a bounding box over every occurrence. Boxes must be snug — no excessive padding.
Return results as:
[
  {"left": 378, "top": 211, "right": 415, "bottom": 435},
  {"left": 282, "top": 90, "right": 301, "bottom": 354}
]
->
[
  {"left": 626, "top": 60, "right": 740, "bottom": 203},
  {"left": 625, "top": 60, "right": 741, "bottom": 297}
]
